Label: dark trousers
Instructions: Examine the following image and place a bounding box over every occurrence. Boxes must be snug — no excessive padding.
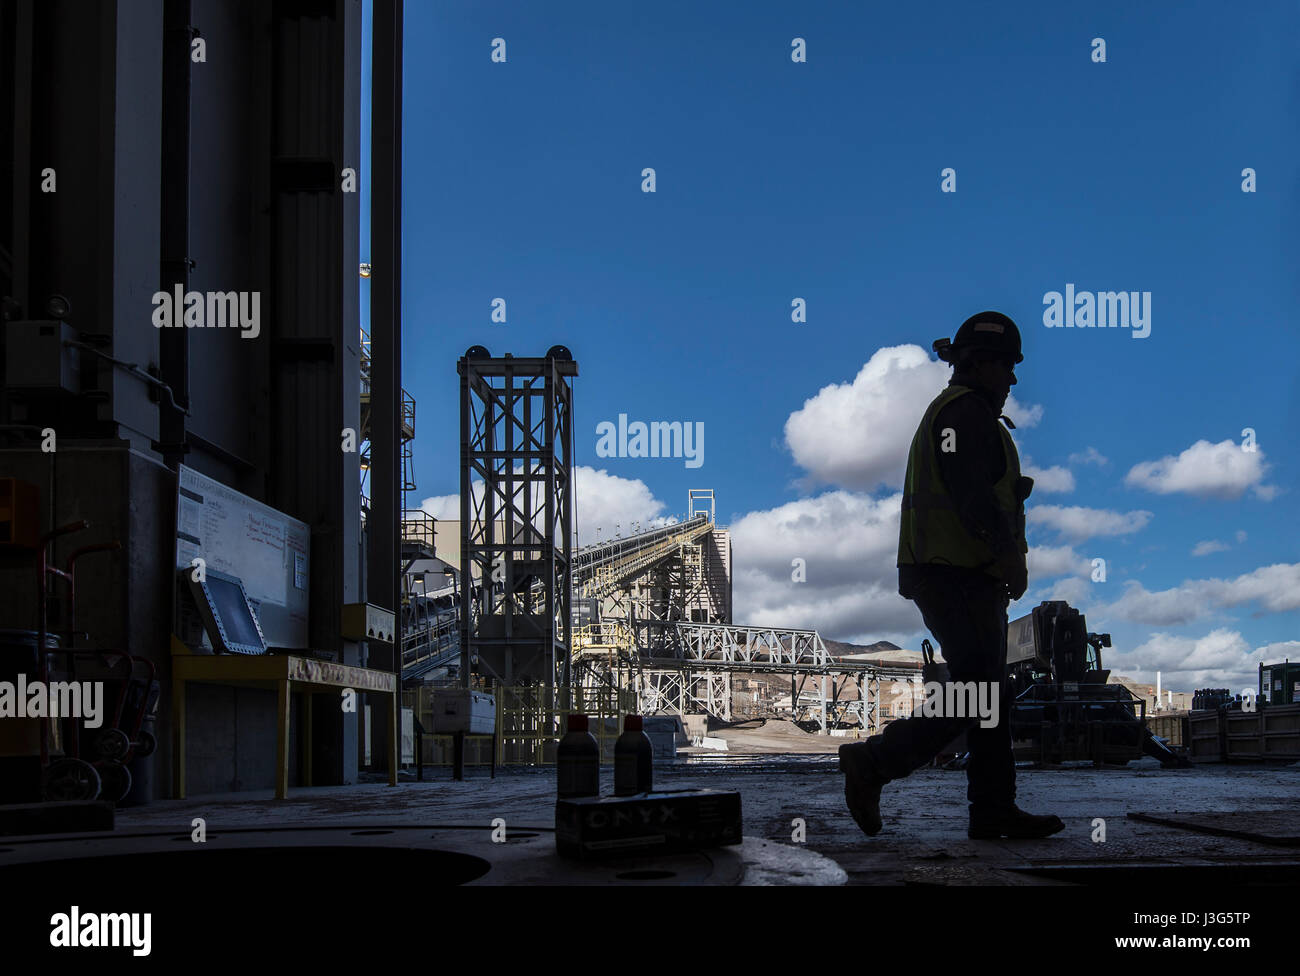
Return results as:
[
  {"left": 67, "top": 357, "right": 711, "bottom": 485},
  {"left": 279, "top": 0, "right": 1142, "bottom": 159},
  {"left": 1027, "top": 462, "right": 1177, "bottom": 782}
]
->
[{"left": 869, "top": 570, "right": 1015, "bottom": 812}]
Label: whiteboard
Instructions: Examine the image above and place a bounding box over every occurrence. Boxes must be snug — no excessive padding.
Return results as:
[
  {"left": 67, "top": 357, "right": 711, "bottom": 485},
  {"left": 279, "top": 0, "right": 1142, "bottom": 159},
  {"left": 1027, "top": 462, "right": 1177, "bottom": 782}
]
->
[{"left": 176, "top": 465, "right": 310, "bottom": 649}]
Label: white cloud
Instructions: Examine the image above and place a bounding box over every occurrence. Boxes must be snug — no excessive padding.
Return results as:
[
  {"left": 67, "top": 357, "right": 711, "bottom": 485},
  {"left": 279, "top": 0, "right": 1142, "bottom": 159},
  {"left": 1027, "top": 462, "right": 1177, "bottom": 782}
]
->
[
  {"left": 1002, "top": 398, "right": 1042, "bottom": 429},
  {"left": 782, "top": 344, "right": 1044, "bottom": 492},
  {"left": 1028, "top": 504, "right": 1153, "bottom": 543},
  {"left": 1196, "top": 563, "right": 1300, "bottom": 613},
  {"left": 728, "top": 490, "right": 924, "bottom": 644},
  {"left": 1091, "top": 563, "right": 1300, "bottom": 626},
  {"left": 418, "top": 493, "right": 462, "bottom": 522},
  {"left": 418, "top": 465, "right": 670, "bottom": 545},
  {"left": 1124, "top": 438, "right": 1275, "bottom": 500},
  {"left": 570, "top": 467, "right": 672, "bottom": 541},
  {"left": 782, "top": 346, "right": 938, "bottom": 491},
  {"left": 1030, "top": 575, "right": 1095, "bottom": 609},
  {"left": 1027, "top": 544, "right": 1092, "bottom": 579},
  {"left": 1235, "top": 529, "right": 1248, "bottom": 544},
  {"left": 1097, "top": 581, "right": 1214, "bottom": 626},
  {"left": 1068, "top": 446, "right": 1108, "bottom": 466},
  {"left": 1191, "top": 539, "right": 1229, "bottom": 557},
  {"left": 1021, "top": 460, "right": 1075, "bottom": 494},
  {"left": 1106, "top": 630, "right": 1289, "bottom": 688}
]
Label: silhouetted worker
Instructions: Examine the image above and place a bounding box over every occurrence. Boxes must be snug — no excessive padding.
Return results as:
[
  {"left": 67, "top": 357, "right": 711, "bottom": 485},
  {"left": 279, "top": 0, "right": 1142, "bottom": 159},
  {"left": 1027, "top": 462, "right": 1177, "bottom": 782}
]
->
[{"left": 839, "top": 311, "right": 1065, "bottom": 839}]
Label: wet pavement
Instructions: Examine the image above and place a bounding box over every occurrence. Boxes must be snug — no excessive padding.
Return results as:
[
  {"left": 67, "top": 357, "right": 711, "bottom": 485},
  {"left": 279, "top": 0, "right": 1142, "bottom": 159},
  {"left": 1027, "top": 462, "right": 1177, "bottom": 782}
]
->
[{"left": 97, "top": 755, "right": 1300, "bottom": 885}]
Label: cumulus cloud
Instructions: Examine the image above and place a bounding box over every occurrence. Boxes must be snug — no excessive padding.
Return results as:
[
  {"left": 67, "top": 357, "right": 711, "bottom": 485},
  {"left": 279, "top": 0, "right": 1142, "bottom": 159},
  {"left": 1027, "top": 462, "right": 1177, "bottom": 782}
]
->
[
  {"left": 1235, "top": 529, "right": 1248, "bottom": 543},
  {"left": 1195, "top": 563, "right": 1300, "bottom": 613},
  {"left": 1098, "top": 582, "right": 1215, "bottom": 626},
  {"left": 783, "top": 346, "right": 939, "bottom": 491},
  {"left": 1027, "top": 545, "right": 1093, "bottom": 579},
  {"left": 1091, "top": 563, "right": 1300, "bottom": 626},
  {"left": 1106, "top": 631, "right": 1295, "bottom": 688},
  {"left": 418, "top": 465, "right": 670, "bottom": 545},
  {"left": 1191, "top": 539, "right": 1229, "bottom": 557},
  {"left": 1124, "top": 438, "right": 1275, "bottom": 500},
  {"left": 1021, "top": 460, "right": 1075, "bottom": 494},
  {"left": 1068, "top": 446, "right": 1108, "bottom": 466},
  {"left": 782, "top": 344, "right": 1044, "bottom": 492},
  {"left": 1028, "top": 504, "right": 1153, "bottom": 543},
  {"left": 417, "top": 484, "right": 481, "bottom": 523},
  {"left": 1030, "top": 575, "right": 1095, "bottom": 610},
  {"left": 570, "top": 467, "right": 673, "bottom": 540},
  {"left": 728, "top": 491, "right": 924, "bottom": 644},
  {"left": 1002, "top": 398, "right": 1043, "bottom": 429}
]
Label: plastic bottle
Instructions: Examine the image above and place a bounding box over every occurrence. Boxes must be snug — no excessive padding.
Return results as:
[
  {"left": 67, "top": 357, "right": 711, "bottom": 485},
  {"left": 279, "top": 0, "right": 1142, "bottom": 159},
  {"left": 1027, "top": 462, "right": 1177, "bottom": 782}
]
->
[
  {"left": 557, "top": 713, "right": 600, "bottom": 798},
  {"left": 614, "top": 714, "right": 653, "bottom": 796}
]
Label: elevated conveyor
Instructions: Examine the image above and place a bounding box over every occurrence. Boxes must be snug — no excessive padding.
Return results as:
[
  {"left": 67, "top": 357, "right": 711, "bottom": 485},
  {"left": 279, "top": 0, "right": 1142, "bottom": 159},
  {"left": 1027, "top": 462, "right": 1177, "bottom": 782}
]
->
[{"left": 574, "top": 514, "right": 713, "bottom": 598}]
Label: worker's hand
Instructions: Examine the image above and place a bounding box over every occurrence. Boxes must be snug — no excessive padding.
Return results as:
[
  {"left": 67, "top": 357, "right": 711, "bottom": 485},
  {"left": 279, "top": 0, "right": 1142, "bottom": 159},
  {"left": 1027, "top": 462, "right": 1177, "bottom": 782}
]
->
[{"left": 994, "top": 549, "right": 1027, "bottom": 602}]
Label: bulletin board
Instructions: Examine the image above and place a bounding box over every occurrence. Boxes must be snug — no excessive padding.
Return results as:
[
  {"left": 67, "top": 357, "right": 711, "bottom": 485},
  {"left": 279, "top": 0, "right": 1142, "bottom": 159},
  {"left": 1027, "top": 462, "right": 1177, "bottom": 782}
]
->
[{"left": 175, "top": 465, "right": 310, "bottom": 649}]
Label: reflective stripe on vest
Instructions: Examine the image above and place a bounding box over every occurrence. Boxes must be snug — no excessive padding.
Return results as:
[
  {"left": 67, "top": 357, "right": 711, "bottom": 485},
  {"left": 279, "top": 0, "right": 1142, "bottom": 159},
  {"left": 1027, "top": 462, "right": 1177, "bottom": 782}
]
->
[{"left": 897, "top": 384, "right": 1027, "bottom": 574}]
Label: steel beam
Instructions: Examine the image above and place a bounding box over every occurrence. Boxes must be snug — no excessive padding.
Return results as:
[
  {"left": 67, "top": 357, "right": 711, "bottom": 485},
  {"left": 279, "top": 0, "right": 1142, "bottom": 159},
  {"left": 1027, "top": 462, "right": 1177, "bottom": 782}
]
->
[
  {"left": 266, "top": 0, "right": 363, "bottom": 783},
  {"left": 365, "top": 0, "right": 403, "bottom": 768},
  {"left": 157, "top": 0, "right": 192, "bottom": 469}
]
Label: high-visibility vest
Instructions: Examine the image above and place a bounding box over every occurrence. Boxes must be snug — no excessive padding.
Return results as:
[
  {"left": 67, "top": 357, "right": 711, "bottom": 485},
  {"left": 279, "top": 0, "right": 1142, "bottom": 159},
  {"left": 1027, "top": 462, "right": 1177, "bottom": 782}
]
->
[{"left": 897, "top": 384, "right": 1027, "bottom": 575}]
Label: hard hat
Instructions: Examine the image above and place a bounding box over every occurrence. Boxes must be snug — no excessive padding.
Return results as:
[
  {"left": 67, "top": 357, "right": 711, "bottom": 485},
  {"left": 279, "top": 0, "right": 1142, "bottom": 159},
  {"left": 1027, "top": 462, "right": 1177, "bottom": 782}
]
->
[{"left": 942, "top": 311, "right": 1023, "bottom": 364}]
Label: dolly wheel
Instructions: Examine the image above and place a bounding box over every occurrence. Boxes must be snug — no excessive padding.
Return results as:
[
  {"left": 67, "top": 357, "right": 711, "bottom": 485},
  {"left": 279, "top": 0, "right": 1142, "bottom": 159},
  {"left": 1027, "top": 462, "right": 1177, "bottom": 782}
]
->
[
  {"left": 96, "top": 761, "right": 133, "bottom": 803},
  {"left": 135, "top": 730, "right": 157, "bottom": 757},
  {"left": 43, "top": 758, "right": 102, "bottom": 802},
  {"left": 93, "top": 727, "right": 131, "bottom": 760}
]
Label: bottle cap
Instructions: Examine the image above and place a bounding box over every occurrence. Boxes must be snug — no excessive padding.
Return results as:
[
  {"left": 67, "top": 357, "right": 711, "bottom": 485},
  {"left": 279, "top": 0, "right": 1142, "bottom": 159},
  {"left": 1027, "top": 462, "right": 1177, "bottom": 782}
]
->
[
  {"left": 623, "top": 715, "right": 643, "bottom": 731},
  {"left": 567, "top": 713, "right": 589, "bottom": 732}
]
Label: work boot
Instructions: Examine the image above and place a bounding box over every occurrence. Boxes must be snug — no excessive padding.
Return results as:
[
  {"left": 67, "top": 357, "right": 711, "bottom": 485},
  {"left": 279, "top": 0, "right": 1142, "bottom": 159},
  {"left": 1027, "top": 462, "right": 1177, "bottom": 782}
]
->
[
  {"left": 968, "top": 804, "right": 1065, "bottom": 839},
  {"left": 838, "top": 742, "right": 886, "bottom": 836}
]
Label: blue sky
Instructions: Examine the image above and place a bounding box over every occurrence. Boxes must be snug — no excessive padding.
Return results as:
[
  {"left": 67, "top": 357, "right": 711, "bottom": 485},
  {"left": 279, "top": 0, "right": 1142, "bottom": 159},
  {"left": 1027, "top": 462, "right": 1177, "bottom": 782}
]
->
[{"left": 368, "top": 1, "right": 1299, "bottom": 691}]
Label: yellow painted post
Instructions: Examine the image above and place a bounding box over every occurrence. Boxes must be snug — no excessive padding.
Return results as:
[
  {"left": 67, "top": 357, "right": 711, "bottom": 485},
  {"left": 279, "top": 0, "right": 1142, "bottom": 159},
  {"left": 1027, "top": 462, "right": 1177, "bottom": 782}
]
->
[{"left": 388, "top": 686, "right": 398, "bottom": 787}]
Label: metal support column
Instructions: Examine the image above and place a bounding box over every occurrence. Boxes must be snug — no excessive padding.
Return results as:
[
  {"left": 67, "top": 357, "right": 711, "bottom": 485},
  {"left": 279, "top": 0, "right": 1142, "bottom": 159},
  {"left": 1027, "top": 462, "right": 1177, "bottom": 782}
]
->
[
  {"left": 266, "top": 0, "right": 363, "bottom": 784},
  {"left": 157, "top": 0, "right": 192, "bottom": 468},
  {"left": 366, "top": 0, "right": 403, "bottom": 772},
  {"left": 458, "top": 347, "right": 577, "bottom": 700}
]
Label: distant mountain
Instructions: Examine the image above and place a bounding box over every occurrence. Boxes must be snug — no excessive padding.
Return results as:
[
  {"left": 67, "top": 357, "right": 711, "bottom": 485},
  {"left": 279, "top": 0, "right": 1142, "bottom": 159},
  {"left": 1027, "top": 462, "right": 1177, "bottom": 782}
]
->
[{"left": 824, "top": 638, "right": 902, "bottom": 658}]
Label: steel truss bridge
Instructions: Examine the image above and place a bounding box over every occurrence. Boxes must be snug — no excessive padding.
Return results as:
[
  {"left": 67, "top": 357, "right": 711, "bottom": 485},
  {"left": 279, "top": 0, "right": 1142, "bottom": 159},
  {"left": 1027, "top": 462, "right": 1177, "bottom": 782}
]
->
[
  {"left": 429, "top": 477, "right": 913, "bottom": 732},
  {"left": 568, "top": 503, "right": 916, "bottom": 733}
]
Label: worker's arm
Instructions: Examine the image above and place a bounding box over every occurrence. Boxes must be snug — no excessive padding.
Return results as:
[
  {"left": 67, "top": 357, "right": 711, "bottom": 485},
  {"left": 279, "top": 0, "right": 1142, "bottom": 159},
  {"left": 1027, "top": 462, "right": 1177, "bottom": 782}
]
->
[{"left": 932, "top": 393, "right": 1018, "bottom": 560}]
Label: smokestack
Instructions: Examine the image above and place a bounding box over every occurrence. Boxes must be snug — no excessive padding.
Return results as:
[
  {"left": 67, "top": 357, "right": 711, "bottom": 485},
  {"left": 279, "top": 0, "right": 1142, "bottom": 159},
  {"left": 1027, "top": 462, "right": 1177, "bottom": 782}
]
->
[{"left": 1156, "top": 671, "right": 1162, "bottom": 711}]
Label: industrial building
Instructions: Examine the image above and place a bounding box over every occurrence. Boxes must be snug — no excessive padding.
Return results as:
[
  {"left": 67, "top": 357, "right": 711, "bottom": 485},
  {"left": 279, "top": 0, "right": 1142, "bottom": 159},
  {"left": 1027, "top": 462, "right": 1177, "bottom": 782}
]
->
[{"left": 2, "top": 0, "right": 399, "bottom": 803}]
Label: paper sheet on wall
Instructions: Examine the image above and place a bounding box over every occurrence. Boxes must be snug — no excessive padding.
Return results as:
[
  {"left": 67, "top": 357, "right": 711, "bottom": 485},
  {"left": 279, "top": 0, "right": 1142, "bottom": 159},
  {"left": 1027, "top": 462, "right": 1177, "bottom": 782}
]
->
[{"left": 176, "top": 465, "right": 310, "bottom": 647}]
